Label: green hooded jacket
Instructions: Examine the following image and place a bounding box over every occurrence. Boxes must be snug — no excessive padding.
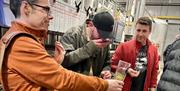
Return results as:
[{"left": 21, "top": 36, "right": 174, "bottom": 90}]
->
[{"left": 60, "top": 25, "right": 111, "bottom": 76}]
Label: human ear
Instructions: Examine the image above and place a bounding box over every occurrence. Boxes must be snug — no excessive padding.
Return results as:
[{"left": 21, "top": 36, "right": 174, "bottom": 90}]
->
[{"left": 21, "top": 1, "right": 32, "bottom": 16}]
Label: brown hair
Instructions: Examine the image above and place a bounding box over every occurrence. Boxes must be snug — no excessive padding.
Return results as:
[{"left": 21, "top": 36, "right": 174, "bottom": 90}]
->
[
  {"left": 10, "top": 0, "right": 38, "bottom": 18},
  {"left": 136, "top": 17, "right": 152, "bottom": 31}
]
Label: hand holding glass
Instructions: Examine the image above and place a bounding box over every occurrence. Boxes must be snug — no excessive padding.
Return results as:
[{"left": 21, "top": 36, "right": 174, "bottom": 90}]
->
[{"left": 115, "top": 60, "right": 131, "bottom": 81}]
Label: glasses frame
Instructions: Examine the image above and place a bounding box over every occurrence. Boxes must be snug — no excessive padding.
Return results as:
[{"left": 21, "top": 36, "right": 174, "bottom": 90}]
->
[{"left": 27, "top": 1, "right": 51, "bottom": 15}]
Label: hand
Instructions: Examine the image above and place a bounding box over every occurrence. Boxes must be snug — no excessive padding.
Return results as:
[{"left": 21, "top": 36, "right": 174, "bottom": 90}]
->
[
  {"left": 101, "top": 70, "right": 112, "bottom": 79},
  {"left": 85, "top": 27, "right": 92, "bottom": 41},
  {"left": 127, "top": 68, "right": 140, "bottom": 77},
  {"left": 106, "top": 79, "right": 124, "bottom": 91},
  {"left": 92, "top": 39, "right": 111, "bottom": 48},
  {"left": 54, "top": 41, "right": 66, "bottom": 64},
  {"left": 149, "top": 88, "right": 156, "bottom": 91}
]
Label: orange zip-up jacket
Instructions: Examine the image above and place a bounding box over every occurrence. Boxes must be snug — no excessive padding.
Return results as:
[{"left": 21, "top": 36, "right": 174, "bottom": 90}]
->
[{"left": 0, "top": 21, "right": 108, "bottom": 91}]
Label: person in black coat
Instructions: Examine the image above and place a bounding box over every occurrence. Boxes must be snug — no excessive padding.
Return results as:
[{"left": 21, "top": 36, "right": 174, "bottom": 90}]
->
[{"left": 157, "top": 36, "right": 180, "bottom": 91}]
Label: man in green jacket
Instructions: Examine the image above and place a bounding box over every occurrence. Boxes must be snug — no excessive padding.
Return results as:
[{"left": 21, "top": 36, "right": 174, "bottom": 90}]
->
[{"left": 60, "top": 11, "right": 114, "bottom": 79}]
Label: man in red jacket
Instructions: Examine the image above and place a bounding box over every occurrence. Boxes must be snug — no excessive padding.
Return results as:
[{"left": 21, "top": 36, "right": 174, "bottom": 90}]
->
[{"left": 111, "top": 17, "right": 159, "bottom": 91}]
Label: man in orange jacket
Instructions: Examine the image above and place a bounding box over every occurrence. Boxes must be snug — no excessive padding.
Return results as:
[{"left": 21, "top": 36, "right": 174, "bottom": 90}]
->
[{"left": 0, "top": 0, "right": 124, "bottom": 90}]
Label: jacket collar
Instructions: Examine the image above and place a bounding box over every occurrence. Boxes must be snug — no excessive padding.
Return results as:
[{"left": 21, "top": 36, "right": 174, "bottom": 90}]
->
[
  {"left": 133, "top": 38, "right": 152, "bottom": 49},
  {"left": 9, "top": 21, "right": 47, "bottom": 44}
]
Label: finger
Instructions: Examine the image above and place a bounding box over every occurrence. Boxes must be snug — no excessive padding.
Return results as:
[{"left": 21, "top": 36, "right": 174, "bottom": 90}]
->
[
  {"left": 55, "top": 45, "right": 61, "bottom": 49},
  {"left": 55, "top": 41, "right": 61, "bottom": 45},
  {"left": 58, "top": 42, "right": 64, "bottom": 49},
  {"left": 55, "top": 42, "right": 65, "bottom": 51},
  {"left": 101, "top": 71, "right": 106, "bottom": 74},
  {"left": 104, "top": 73, "right": 110, "bottom": 77},
  {"left": 119, "top": 85, "right": 123, "bottom": 88},
  {"left": 131, "top": 70, "right": 138, "bottom": 74},
  {"left": 55, "top": 46, "right": 61, "bottom": 52},
  {"left": 55, "top": 43, "right": 61, "bottom": 49},
  {"left": 104, "top": 73, "right": 111, "bottom": 78},
  {"left": 105, "top": 76, "right": 111, "bottom": 79},
  {"left": 93, "top": 39, "right": 103, "bottom": 42},
  {"left": 119, "top": 88, "right": 122, "bottom": 91},
  {"left": 103, "top": 75, "right": 111, "bottom": 79},
  {"left": 103, "top": 76, "right": 107, "bottom": 79},
  {"left": 116, "top": 88, "right": 122, "bottom": 91},
  {"left": 56, "top": 41, "right": 63, "bottom": 46},
  {"left": 55, "top": 41, "right": 59, "bottom": 43},
  {"left": 56, "top": 43, "right": 63, "bottom": 48},
  {"left": 117, "top": 81, "right": 124, "bottom": 85}
]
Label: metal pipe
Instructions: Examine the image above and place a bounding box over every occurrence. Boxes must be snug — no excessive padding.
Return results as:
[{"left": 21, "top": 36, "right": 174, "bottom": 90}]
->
[
  {"left": 168, "top": 23, "right": 180, "bottom": 25},
  {"left": 146, "top": 2, "right": 180, "bottom": 6},
  {"left": 155, "top": 16, "right": 180, "bottom": 20},
  {"left": 117, "top": 2, "right": 180, "bottom": 6},
  {"left": 139, "top": 0, "right": 146, "bottom": 17}
]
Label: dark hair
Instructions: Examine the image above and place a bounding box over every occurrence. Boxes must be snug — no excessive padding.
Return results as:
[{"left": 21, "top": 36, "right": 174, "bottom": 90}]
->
[
  {"left": 85, "top": 19, "right": 92, "bottom": 24},
  {"left": 10, "top": 0, "right": 38, "bottom": 18},
  {"left": 136, "top": 17, "right": 152, "bottom": 31}
]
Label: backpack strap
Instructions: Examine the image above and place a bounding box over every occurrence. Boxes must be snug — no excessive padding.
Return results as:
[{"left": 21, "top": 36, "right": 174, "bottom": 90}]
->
[{"left": 0, "top": 31, "right": 38, "bottom": 90}]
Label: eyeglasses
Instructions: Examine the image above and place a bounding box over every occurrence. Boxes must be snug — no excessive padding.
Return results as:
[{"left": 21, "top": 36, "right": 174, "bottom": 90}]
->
[
  {"left": 26, "top": 1, "right": 51, "bottom": 15},
  {"left": 32, "top": 3, "right": 51, "bottom": 15}
]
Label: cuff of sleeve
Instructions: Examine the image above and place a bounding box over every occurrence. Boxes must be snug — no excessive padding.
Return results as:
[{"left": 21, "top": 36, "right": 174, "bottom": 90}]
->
[
  {"left": 125, "top": 67, "right": 130, "bottom": 74},
  {"left": 103, "top": 66, "right": 111, "bottom": 71},
  {"left": 150, "top": 84, "right": 157, "bottom": 88},
  {"left": 103, "top": 80, "right": 109, "bottom": 91}
]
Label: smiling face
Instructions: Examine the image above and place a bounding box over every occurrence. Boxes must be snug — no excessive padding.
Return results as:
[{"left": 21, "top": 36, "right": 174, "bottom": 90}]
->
[
  {"left": 20, "top": 0, "right": 53, "bottom": 31},
  {"left": 135, "top": 23, "right": 151, "bottom": 45}
]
